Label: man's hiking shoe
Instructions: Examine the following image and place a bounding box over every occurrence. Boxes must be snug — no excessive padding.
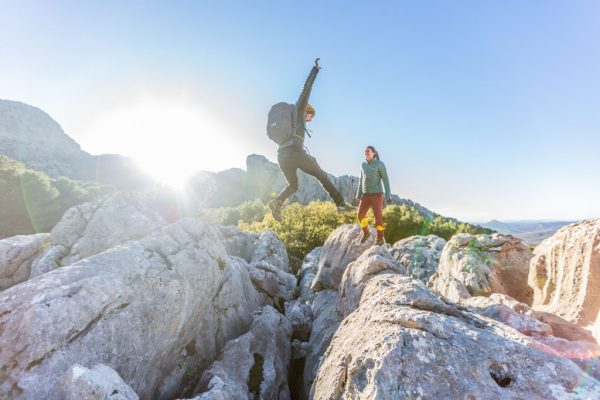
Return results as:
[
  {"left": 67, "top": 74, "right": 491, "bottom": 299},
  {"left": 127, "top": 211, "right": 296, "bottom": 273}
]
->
[
  {"left": 269, "top": 199, "right": 283, "bottom": 222},
  {"left": 360, "top": 231, "right": 370, "bottom": 244},
  {"left": 376, "top": 237, "right": 385, "bottom": 246},
  {"left": 336, "top": 203, "right": 355, "bottom": 212}
]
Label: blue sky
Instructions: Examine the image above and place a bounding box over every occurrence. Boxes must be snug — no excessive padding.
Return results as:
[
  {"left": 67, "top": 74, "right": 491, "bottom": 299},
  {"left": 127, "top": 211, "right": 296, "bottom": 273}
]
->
[{"left": 1, "top": 1, "right": 599, "bottom": 221}]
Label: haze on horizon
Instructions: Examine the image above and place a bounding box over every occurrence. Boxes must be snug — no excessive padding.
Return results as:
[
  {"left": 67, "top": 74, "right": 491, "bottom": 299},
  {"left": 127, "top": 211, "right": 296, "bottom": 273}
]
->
[{"left": 1, "top": 1, "right": 599, "bottom": 222}]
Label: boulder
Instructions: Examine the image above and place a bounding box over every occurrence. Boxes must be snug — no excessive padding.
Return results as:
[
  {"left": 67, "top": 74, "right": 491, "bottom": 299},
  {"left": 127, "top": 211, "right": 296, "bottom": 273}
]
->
[
  {"left": 463, "top": 294, "right": 597, "bottom": 344},
  {"left": 51, "top": 194, "right": 166, "bottom": 266},
  {"left": 0, "top": 233, "right": 50, "bottom": 290},
  {"left": 0, "top": 218, "right": 260, "bottom": 400},
  {"left": 534, "top": 310, "right": 597, "bottom": 343},
  {"left": 285, "top": 300, "right": 312, "bottom": 342},
  {"left": 217, "top": 225, "right": 289, "bottom": 273},
  {"left": 28, "top": 194, "right": 167, "bottom": 278},
  {"left": 428, "top": 233, "right": 534, "bottom": 304},
  {"left": 462, "top": 296, "right": 552, "bottom": 337},
  {"left": 57, "top": 364, "right": 139, "bottom": 400},
  {"left": 389, "top": 234, "right": 445, "bottom": 282},
  {"left": 529, "top": 219, "right": 600, "bottom": 327},
  {"left": 297, "top": 247, "right": 321, "bottom": 303},
  {"left": 427, "top": 272, "right": 471, "bottom": 302},
  {"left": 311, "top": 274, "right": 600, "bottom": 399},
  {"left": 311, "top": 224, "right": 376, "bottom": 292},
  {"left": 250, "top": 231, "right": 290, "bottom": 273},
  {"left": 533, "top": 336, "right": 600, "bottom": 381},
  {"left": 191, "top": 306, "right": 292, "bottom": 400},
  {"left": 30, "top": 244, "right": 68, "bottom": 278},
  {"left": 245, "top": 261, "right": 296, "bottom": 311},
  {"left": 338, "top": 246, "right": 404, "bottom": 317}
]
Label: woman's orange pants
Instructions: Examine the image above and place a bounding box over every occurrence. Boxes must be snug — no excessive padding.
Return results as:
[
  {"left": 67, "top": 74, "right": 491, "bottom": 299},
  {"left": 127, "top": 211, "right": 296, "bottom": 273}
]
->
[{"left": 357, "top": 193, "right": 384, "bottom": 238}]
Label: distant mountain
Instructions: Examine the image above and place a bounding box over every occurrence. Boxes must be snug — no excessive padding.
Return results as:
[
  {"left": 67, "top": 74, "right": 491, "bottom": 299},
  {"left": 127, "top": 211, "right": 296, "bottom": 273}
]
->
[
  {"left": 0, "top": 99, "right": 151, "bottom": 189},
  {"left": 481, "top": 219, "right": 515, "bottom": 234},
  {"left": 479, "top": 220, "right": 575, "bottom": 246}
]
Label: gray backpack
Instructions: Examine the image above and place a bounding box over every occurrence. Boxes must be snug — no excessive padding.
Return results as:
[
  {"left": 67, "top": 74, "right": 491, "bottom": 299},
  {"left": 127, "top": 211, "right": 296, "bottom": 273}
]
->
[{"left": 267, "top": 102, "right": 297, "bottom": 145}]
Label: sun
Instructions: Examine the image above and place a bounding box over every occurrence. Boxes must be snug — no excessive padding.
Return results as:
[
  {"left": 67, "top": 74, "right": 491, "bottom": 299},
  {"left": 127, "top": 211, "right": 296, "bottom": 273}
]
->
[{"left": 80, "top": 91, "right": 243, "bottom": 190}]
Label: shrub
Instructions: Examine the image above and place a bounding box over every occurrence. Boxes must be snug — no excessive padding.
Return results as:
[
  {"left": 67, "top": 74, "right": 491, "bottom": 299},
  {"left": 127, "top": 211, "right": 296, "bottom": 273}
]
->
[
  {"left": 201, "top": 197, "right": 492, "bottom": 261},
  {"left": 240, "top": 201, "right": 354, "bottom": 260},
  {"left": 199, "top": 199, "right": 267, "bottom": 226}
]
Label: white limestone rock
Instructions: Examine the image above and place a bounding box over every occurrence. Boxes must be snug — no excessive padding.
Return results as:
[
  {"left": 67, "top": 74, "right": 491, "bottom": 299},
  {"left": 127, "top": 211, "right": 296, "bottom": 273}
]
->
[{"left": 0, "top": 233, "right": 50, "bottom": 290}]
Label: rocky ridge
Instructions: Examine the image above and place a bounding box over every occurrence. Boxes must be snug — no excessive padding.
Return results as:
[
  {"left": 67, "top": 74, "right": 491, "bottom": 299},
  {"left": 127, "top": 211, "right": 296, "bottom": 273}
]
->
[{"left": 1, "top": 195, "right": 599, "bottom": 399}]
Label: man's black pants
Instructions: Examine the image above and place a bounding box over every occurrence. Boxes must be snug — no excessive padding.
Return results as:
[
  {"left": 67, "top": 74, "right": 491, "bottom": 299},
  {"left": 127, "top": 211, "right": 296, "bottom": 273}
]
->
[{"left": 276, "top": 147, "right": 344, "bottom": 205}]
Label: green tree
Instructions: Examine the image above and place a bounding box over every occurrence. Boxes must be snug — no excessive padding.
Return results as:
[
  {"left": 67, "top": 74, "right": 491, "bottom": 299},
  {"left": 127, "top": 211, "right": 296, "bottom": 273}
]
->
[
  {"left": 0, "top": 155, "right": 113, "bottom": 238},
  {"left": 240, "top": 201, "right": 354, "bottom": 260},
  {"left": 382, "top": 204, "right": 427, "bottom": 244}
]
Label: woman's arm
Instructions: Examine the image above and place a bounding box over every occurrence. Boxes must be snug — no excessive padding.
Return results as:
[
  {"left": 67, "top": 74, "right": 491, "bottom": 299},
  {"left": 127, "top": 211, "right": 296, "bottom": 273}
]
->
[
  {"left": 356, "top": 170, "right": 364, "bottom": 199},
  {"left": 379, "top": 162, "right": 391, "bottom": 200}
]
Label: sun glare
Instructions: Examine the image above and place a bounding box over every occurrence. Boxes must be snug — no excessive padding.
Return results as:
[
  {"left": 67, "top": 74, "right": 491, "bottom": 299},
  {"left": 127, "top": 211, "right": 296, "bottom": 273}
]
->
[{"left": 81, "top": 92, "right": 243, "bottom": 190}]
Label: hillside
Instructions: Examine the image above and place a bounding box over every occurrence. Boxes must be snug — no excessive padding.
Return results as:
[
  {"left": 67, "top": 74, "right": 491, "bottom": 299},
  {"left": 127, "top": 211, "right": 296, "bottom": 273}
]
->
[
  {"left": 0, "top": 155, "right": 113, "bottom": 238},
  {"left": 0, "top": 99, "right": 151, "bottom": 188}
]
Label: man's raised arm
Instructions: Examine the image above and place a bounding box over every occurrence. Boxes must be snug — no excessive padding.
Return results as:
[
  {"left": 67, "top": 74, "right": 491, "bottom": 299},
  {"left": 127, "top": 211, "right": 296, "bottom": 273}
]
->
[{"left": 295, "top": 58, "right": 321, "bottom": 116}]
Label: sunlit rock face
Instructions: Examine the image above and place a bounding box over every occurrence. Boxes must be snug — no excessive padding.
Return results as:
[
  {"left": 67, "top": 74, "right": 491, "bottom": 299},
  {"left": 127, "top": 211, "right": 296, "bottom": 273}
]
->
[
  {"left": 311, "top": 274, "right": 600, "bottom": 399},
  {"left": 428, "top": 233, "right": 534, "bottom": 304},
  {"left": 0, "top": 218, "right": 262, "bottom": 400},
  {"left": 529, "top": 219, "right": 600, "bottom": 331}
]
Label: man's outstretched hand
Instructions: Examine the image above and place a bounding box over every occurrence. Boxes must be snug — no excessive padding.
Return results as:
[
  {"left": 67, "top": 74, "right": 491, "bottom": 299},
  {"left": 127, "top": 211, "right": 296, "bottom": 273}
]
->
[{"left": 315, "top": 58, "right": 321, "bottom": 70}]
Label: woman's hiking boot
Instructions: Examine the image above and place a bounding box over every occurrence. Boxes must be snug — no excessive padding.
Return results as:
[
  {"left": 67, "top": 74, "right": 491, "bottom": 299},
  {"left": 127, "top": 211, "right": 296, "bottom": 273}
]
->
[
  {"left": 360, "top": 231, "right": 370, "bottom": 244},
  {"left": 268, "top": 199, "right": 283, "bottom": 222},
  {"left": 376, "top": 236, "right": 385, "bottom": 246}
]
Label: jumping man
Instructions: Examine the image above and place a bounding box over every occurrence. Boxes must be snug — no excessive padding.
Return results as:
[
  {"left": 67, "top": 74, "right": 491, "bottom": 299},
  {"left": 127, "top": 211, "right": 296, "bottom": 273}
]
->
[{"left": 268, "top": 58, "right": 352, "bottom": 221}]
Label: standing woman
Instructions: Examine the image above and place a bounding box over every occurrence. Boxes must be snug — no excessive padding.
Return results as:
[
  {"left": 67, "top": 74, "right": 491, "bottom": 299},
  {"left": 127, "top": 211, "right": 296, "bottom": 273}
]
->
[{"left": 356, "top": 146, "right": 391, "bottom": 245}]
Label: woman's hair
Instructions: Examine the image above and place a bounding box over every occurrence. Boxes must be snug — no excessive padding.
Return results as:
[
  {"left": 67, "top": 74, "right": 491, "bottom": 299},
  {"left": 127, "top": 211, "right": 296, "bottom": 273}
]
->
[{"left": 366, "top": 145, "right": 380, "bottom": 160}]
